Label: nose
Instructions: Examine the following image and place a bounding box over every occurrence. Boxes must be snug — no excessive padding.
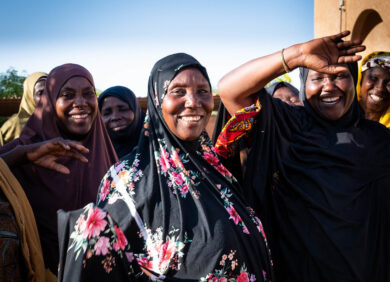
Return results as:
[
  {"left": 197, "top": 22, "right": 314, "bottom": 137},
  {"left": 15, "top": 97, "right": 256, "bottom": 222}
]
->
[
  {"left": 374, "top": 80, "right": 386, "bottom": 95},
  {"left": 74, "top": 95, "right": 87, "bottom": 107},
  {"left": 184, "top": 91, "right": 201, "bottom": 108},
  {"left": 110, "top": 110, "right": 121, "bottom": 121},
  {"left": 322, "top": 77, "right": 336, "bottom": 92}
]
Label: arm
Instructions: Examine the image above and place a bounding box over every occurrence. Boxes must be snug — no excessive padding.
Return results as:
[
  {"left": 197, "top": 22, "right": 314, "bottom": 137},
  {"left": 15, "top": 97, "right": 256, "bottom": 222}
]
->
[
  {"left": 1, "top": 138, "right": 89, "bottom": 174},
  {"left": 219, "top": 31, "right": 365, "bottom": 115}
]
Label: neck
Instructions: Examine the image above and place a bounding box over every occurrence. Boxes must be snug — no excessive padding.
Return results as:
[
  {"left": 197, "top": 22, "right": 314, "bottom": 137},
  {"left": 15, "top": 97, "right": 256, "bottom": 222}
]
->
[{"left": 364, "top": 110, "right": 382, "bottom": 122}]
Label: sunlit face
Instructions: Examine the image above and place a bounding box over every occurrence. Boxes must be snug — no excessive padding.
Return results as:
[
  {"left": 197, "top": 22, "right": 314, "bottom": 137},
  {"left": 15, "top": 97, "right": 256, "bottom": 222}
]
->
[
  {"left": 33, "top": 78, "right": 46, "bottom": 105},
  {"left": 55, "top": 76, "right": 97, "bottom": 138},
  {"left": 305, "top": 67, "right": 355, "bottom": 120},
  {"left": 161, "top": 68, "right": 214, "bottom": 141},
  {"left": 273, "top": 86, "right": 302, "bottom": 106},
  {"left": 101, "top": 96, "right": 135, "bottom": 132},
  {"left": 359, "top": 67, "right": 390, "bottom": 115}
]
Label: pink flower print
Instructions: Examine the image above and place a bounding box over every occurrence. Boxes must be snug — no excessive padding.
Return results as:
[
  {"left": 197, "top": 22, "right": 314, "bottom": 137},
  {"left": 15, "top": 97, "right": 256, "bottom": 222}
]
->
[
  {"left": 83, "top": 207, "right": 107, "bottom": 239},
  {"left": 94, "top": 236, "right": 110, "bottom": 256},
  {"left": 99, "top": 179, "right": 111, "bottom": 202},
  {"left": 113, "top": 225, "right": 128, "bottom": 251},
  {"left": 158, "top": 240, "right": 177, "bottom": 271},
  {"left": 159, "top": 149, "right": 170, "bottom": 173},
  {"left": 256, "top": 217, "right": 267, "bottom": 241},
  {"left": 171, "top": 171, "right": 184, "bottom": 186},
  {"left": 137, "top": 257, "right": 153, "bottom": 269},
  {"left": 179, "top": 184, "right": 189, "bottom": 195},
  {"left": 126, "top": 252, "right": 134, "bottom": 263},
  {"left": 203, "top": 151, "right": 220, "bottom": 166},
  {"left": 219, "top": 278, "right": 227, "bottom": 282},
  {"left": 237, "top": 271, "right": 249, "bottom": 282},
  {"left": 226, "top": 206, "right": 242, "bottom": 225},
  {"left": 171, "top": 149, "right": 183, "bottom": 168},
  {"left": 243, "top": 225, "right": 250, "bottom": 234},
  {"left": 215, "top": 164, "right": 232, "bottom": 178}
]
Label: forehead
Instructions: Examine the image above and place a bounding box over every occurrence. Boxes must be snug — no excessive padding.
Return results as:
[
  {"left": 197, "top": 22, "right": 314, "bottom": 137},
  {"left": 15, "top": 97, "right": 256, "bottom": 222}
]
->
[
  {"left": 274, "top": 86, "right": 298, "bottom": 97},
  {"left": 365, "top": 67, "right": 390, "bottom": 78},
  {"left": 102, "top": 96, "right": 129, "bottom": 108}
]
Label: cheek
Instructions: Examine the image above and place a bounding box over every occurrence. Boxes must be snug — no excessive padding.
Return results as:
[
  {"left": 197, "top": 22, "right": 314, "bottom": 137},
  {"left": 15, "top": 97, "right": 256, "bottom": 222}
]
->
[
  {"left": 203, "top": 96, "right": 214, "bottom": 113},
  {"left": 55, "top": 99, "right": 67, "bottom": 117}
]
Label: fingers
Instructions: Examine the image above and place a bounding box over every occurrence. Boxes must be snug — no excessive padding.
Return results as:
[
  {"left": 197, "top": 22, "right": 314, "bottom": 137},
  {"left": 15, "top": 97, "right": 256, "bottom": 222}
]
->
[
  {"left": 337, "top": 55, "right": 362, "bottom": 64},
  {"left": 57, "top": 150, "right": 88, "bottom": 163},
  {"left": 48, "top": 163, "right": 71, "bottom": 174},
  {"left": 329, "top": 30, "right": 350, "bottom": 41},
  {"left": 339, "top": 46, "right": 365, "bottom": 56},
  {"left": 66, "top": 142, "right": 89, "bottom": 154}
]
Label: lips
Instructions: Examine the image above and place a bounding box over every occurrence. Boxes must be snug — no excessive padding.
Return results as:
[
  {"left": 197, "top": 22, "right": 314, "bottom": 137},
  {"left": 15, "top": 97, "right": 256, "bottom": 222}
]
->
[{"left": 178, "top": 115, "right": 203, "bottom": 124}]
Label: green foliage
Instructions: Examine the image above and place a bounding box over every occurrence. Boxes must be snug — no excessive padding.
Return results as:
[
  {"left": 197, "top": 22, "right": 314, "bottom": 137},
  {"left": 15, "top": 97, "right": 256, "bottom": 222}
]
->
[{"left": 0, "top": 68, "right": 27, "bottom": 98}]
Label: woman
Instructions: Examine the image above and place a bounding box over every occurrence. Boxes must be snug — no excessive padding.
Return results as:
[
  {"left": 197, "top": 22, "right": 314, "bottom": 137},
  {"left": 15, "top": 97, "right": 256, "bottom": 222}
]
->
[
  {"left": 265, "top": 81, "right": 302, "bottom": 106},
  {"left": 58, "top": 53, "right": 273, "bottom": 281},
  {"left": 98, "top": 86, "right": 145, "bottom": 159},
  {"left": 216, "top": 31, "right": 390, "bottom": 281},
  {"left": 0, "top": 72, "right": 47, "bottom": 145},
  {"left": 356, "top": 51, "right": 390, "bottom": 127},
  {"left": 0, "top": 64, "right": 117, "bottom": 276}
]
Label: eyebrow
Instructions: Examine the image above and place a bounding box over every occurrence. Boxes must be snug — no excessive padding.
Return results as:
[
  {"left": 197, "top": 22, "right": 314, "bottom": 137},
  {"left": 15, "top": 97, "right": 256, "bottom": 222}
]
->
[{"left": 168, "top": 82, "right": 210, "bottom": 89}]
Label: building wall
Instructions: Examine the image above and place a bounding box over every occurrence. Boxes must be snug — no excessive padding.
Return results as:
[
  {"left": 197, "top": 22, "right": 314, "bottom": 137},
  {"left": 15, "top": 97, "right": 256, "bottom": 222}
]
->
[{"left": 314, "top": 0, "right": 390, "bottom": 58}]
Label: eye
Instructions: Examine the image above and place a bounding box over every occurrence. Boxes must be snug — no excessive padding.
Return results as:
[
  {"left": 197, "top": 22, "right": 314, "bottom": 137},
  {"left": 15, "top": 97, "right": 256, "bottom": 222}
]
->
[
  {"left": 311, "top": 76, "right": 323, "bottom": 81},
  {"left": 102, "top": 109, "right": 112, "bottom": 116},
  {"left": 59, "top": 91, "right": 74, "bottom": 99},
  {"left": 336, "top": 73, "right": 348, "bottom": 79},
  {"left": 170, "top": 88, "right": 186, "bottom": 96},
  {"left": 83, "top": 89, "right": 95, "bottom": 97},
  {"left": 197, "top": 88, "right": 210, "bottom": 95}
]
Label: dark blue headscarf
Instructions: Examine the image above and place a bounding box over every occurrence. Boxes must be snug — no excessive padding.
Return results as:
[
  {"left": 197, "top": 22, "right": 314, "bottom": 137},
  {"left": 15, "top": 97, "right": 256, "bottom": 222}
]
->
[{"left": 98, "top": 86, "right": 145, "bottom": 159}]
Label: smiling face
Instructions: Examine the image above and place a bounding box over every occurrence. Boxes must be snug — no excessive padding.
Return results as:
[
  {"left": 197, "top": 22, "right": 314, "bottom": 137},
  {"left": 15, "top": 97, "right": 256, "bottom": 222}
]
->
[
  {"left": 33, "top": 78, "right": 46, "bottom": 105},
  {"left": 55, "top": 76, "right": 97, "bottom": 138},
  {"left": 359, "top": 67, "right": 390, "bottom": 116},
  {"left": 161, "top": 68, "right": 213, "bottom": 141},
  {"left": 305, "top": 67, "right": 355, "bottom": 121},
  {"left": 273, "top": 86, "right": 302, "bottom": 106},
  {"left": 101, "top": 96, "right": 135, "bottom": 132}
]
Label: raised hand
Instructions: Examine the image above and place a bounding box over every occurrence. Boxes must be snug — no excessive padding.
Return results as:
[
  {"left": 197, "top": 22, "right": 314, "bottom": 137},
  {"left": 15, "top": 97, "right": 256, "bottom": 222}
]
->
[
  {"left": 299, "top": 31, "right": 365, "bottom": 74},
  {"left": 26, "top": 138, "right": 89, "bottom": 174}
]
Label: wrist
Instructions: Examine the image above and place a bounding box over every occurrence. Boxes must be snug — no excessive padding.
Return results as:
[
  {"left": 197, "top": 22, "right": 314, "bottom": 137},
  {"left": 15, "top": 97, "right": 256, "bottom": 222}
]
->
[{"left": 283, "top": 44, "right": 304, "bottom": 70}]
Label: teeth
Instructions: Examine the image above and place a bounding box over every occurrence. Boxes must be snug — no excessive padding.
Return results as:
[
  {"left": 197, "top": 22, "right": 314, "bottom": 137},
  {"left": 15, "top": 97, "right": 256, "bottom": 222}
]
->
[
  {"left": 370, "top": 94, "right": 383, "bottom": 102},
  {"left": 322, "top": 97, "right": 340, "bottom": 103},
  {"left": 181, "top": 116, "right": 201, "bottom": 122},
  {"left": 71, "top": 114, "right": 88, "bottom": 119}
]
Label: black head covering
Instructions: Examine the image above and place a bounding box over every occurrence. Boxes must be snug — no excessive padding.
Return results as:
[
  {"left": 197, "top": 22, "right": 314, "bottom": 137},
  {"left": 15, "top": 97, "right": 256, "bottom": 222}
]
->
[
  {"left": 265, "top": 81, "right": 299, "bottom": 97},
  {"left": 58, "top": 53, "right": 274, "bottom": 281},
  {"left": 216, "top": 63, "right": 390, "bottom": 281},
  {"left": 98, "top": 86, "right": 145, "bottom": 158}
]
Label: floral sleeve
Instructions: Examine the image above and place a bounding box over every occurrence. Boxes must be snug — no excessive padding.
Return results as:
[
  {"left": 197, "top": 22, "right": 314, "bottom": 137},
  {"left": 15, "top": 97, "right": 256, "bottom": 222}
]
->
[{"left": 63, "top": 204, "right": 143, "bottom": 281}]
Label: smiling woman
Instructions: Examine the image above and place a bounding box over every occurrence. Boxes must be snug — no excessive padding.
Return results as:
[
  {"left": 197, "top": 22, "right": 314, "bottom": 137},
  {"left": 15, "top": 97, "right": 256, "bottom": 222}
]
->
[
  {"left": 0, "top": 64, "right": 117, "bottom": 277},
  {"left": 57, "top": 53, "right": 274, "bottom": 281},
  {"left": 215, "top": 31, "right": 390, "bottom": 281}
]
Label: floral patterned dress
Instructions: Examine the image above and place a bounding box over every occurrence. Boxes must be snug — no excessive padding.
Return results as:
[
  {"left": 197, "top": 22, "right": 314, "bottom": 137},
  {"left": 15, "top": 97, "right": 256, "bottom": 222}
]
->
[{"left": 58, "top": 53, "right": 273, "bottom": 281}]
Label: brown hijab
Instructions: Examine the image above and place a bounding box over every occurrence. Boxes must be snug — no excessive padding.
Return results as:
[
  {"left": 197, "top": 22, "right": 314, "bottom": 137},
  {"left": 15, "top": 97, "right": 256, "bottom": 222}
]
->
[{"left": 0, "top": 64, "right": 118, "bottom": 274}]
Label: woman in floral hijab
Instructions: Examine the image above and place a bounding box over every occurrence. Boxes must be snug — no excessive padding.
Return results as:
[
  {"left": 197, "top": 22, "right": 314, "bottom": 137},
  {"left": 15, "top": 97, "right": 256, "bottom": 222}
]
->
[{"left": 58, "top": 53, "right": 273, "bottom": 281}]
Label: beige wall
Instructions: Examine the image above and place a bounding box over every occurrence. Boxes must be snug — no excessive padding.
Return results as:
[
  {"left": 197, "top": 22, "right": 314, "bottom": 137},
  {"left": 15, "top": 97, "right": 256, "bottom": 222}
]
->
[{"left": 314, "top": 0, "right": 390, "bottom": 58}]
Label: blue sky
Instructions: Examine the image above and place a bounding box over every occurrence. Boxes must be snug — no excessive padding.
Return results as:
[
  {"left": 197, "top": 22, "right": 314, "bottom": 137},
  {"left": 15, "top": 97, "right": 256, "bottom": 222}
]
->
[{"left": 0, "top": 0, "right": 314, "bottom": 95}]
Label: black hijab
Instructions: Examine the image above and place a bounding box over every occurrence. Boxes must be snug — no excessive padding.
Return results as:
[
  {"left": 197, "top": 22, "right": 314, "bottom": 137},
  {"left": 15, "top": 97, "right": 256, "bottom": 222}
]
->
[
  {"left": 58, "top": 53, "right": 274, "bottom": 281},
  {"left": 216, "top": 63, "right": 390, "bottom": 281},
  {"left": 265, "top": 81, "right": 299, "bottom": 97},
  {"left": 98, "top": 86, "right": 145, "bottom": 159}
]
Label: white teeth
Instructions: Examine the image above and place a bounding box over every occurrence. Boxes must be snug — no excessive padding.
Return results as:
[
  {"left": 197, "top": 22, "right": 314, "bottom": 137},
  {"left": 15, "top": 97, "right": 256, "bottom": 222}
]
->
[
  {"left": 71, "top": 114, "right": 88, "bottom": 119},
  {"left": 322, "top": 97, "right": 340, "bottom": 103},
  {"left": 181, "top": 116, "right": 201, "bottom": 122},
  {"left": 370, "top": 94, "right": 383, "bottom": 102}
]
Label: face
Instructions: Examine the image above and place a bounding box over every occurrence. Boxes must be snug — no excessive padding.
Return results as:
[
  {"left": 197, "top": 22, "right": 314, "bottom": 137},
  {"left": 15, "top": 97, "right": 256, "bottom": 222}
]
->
[
  {"left": 359, "top": 67, "right": 390, "bottom": 114},
  {"left": 273, "top": 86, "right": 302, "bottom": 106},
  {"left": 305, "top": 66, "right": 355, "bottom": 120},
  {"left": 101, "top": 96, "right": 135, "bottom": 132},
  {"left": 55, "top": 76, "right": 97, "bottom": 138},
  {"left": 161, "top": 68, "right": 213, "bottom": 141},
  {"left": 33, "top": 78, "right": 46, "bottom": 105}
]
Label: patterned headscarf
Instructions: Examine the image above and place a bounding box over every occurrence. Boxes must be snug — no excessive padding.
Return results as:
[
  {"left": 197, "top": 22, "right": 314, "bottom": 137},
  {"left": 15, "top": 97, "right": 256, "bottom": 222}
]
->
[{"left": 357, "top": 51, "right": 390, "bottom": 127}]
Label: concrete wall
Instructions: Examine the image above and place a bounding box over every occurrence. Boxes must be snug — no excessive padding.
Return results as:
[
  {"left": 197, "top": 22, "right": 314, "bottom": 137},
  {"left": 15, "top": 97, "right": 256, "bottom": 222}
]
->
[{"left": 314, "top": 0, "right": 390, "bottom": 58}]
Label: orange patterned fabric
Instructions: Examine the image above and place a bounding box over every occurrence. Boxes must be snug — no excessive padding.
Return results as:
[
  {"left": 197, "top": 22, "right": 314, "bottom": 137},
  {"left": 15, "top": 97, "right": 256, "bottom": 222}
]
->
[{"left": 215, "top": 99, "right": 262, "bottom": 158}]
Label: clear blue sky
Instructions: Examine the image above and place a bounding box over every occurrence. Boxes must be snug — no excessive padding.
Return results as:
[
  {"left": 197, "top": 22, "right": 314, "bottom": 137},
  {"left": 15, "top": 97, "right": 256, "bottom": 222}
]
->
[{"left": 0, "top": 0, "right": 314, "bottom": 96}]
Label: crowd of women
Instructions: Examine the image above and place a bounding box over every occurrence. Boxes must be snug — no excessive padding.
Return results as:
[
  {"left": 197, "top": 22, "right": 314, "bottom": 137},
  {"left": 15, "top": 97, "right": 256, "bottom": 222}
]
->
[{"left": 0, "top": 31, "right": 389, "bottom": 281}]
